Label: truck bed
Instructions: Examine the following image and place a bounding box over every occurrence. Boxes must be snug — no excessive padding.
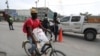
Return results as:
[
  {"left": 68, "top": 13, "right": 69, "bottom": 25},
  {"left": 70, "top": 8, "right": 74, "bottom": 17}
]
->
[{"left": 87, "top": 16, "right": 100, "bottom": 23}]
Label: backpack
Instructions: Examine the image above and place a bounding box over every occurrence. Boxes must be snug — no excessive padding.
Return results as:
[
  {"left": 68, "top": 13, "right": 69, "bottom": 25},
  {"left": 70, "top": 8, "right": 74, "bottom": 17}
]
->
[
  {"left": 9, "top": 17, "right": 13, "bottom": 23},
  {"left": 42, "top": 19, "right": 50, "bottom": 28}
]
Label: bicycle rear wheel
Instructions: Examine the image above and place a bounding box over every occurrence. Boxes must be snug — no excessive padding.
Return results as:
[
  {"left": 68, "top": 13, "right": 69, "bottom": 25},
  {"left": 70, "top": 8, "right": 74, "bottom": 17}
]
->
[{"left": 50, "top": 50, "right": 66, "bottom": 56}]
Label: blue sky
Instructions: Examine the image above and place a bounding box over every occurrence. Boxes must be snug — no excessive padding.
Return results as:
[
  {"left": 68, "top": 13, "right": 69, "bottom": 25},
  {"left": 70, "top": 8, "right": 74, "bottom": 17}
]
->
[{"left": 0, "top": 0, "right": 100, "bottom": 15}]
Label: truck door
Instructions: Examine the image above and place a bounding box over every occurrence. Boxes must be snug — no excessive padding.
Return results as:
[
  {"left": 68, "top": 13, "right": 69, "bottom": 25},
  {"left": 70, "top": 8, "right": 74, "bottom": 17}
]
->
[
  {"left": 60, "top": 16, "right": 71, "bottom": 31},
  {"left": 70, "top": 16, "right": 84, "bottom": 33}
]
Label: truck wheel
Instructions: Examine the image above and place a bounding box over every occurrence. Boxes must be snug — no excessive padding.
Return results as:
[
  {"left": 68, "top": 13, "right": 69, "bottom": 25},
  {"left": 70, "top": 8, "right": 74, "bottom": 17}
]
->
[{"left": 84, "top": 30, "right": 96, "bottom": 41}]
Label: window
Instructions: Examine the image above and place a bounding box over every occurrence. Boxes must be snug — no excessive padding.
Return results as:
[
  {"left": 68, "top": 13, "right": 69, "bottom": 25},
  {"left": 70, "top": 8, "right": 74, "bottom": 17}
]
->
[
  {"left": 84, "top": 16, "right": 88, "bottom": 23},
  {"left": 71, "top": 16, "right": 80, "bottom": 22},
  {"left": 60, "top": 17, "right": 70, "bottom": 22}
]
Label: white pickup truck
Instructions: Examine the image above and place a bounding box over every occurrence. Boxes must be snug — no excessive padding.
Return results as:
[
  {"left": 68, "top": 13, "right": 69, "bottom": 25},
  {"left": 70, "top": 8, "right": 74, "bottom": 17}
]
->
[{"left": 60, "top": 15, "right": 100, "bottom": 41}]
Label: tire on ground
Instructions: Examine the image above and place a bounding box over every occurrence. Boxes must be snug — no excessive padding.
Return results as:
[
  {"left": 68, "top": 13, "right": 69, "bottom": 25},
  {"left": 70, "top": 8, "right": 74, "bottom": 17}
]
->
[{"left": 84, "top": 30, "right": 96, "bottom": 41}]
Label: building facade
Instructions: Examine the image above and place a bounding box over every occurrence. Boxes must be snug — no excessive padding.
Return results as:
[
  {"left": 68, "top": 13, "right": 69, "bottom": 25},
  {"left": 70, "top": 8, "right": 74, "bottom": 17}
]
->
[
  {"left": 16, "top": 10, "right": 30, "bottom": 21},
  {"left": 0, "top": 7, "right": 63, "bottom": 21},
  {"left": 16, "top": 7, "right": 54, "bottom": 21},
  {"left": 0, "top": 10, "right": 5, "bottom": 21},
  {"left": 36, "top": 7, "right": 54, "bottom": 20}
]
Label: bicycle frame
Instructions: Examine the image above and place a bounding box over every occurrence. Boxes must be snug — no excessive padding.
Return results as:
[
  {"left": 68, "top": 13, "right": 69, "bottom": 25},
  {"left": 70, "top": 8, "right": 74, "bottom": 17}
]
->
[
  {"left": 22, "top": 31, "right": 54, "bottom": 56},
  {"left": 34, "top": 38, "right": 56, "bottom": 56}
]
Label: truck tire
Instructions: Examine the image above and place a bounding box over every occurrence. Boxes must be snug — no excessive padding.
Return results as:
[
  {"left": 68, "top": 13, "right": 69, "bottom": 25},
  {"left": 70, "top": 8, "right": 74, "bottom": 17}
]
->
[{"left": 84, "top": 30, "right": 96, "bottom": 41}]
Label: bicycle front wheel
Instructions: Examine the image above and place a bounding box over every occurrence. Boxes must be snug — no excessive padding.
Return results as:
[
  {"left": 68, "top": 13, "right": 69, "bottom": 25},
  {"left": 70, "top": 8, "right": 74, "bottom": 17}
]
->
[
  {"left": 50, "top": 50, "right": 66, "bottom": 56},
  {"left": 22, "top": 41, "right": 32, "bottom": 56}
]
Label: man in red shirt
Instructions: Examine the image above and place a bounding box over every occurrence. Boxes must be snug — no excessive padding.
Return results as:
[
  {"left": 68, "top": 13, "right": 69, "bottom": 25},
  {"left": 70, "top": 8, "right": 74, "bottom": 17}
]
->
[{"left": 23, "top": 8, "right": 50, "bottom": 56}]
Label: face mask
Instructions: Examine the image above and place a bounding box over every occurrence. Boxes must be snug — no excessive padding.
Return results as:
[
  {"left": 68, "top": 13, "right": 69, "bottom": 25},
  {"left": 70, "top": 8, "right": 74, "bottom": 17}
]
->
[{"left": 31, "top": 13, "right": 37, "bottom": 19}]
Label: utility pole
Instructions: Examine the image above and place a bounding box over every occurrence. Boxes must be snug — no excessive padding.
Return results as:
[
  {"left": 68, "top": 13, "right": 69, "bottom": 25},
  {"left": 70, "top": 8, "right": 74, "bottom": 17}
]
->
[
  {"left": 44, "top": 0, "right": 47, "bottom": 14},
  {"left": 44, "top": 0, "right": 46, "bottom": 7},
  {"left": 35, "top": 1, "right": 37, "bottom": 8},
  {"left": 35, "top": 0, "right": 39, "bottom": 9},
  {"left": 6, "top": 0, "right": 9, "bottom": 9},
  {"left": 5, "top": 0, "right": 9, "bottom": 14},
  {"left": 5, "top": 0, "right": 9, "bottom": 20}
]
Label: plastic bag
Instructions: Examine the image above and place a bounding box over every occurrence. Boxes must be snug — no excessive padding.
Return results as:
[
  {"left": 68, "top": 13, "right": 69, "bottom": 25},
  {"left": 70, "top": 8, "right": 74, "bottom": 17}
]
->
[{"left": 33, "top": 28, "right": 49, "bottom": 48}]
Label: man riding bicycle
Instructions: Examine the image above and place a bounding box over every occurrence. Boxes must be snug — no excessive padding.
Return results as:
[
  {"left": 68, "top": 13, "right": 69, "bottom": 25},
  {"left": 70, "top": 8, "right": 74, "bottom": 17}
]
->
[{"left": 22, "top": 7, "right": 50, "bottom": 56}]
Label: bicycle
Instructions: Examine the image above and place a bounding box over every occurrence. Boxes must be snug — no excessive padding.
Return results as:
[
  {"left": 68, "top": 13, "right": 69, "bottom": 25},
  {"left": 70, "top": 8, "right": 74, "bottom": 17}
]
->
[{"left": 22, "top": 31, "right": 66, "bottom": 56}]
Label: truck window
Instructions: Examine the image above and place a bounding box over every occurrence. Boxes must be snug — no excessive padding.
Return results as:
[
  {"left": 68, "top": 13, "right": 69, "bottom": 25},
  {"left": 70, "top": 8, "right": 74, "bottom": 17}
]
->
[
  {"left": 84, "top": 16, "right": 88, "bottom": 23},
  {"left": 60, "top": 17, "right": 70, "bottom": 22},
  {"left": 71, "top": 16, "right": 80, "bottom": 22}
]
